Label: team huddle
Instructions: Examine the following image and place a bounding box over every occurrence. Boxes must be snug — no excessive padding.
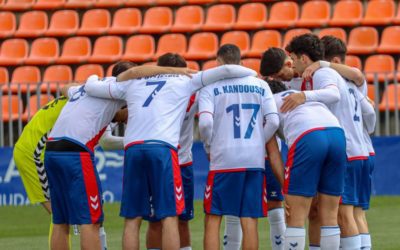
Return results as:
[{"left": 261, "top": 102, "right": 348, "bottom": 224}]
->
[{"left": 13, "top": 33, "right": 375, "bottom": 250}]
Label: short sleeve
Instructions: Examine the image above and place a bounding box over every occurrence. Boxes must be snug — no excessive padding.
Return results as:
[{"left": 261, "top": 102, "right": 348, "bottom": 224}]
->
[
  {"left": 84, "top": 75, "right": 129, "bottom": 100},
  {"left": 67, "top": 86, "right": 81, "bottom": 98}
]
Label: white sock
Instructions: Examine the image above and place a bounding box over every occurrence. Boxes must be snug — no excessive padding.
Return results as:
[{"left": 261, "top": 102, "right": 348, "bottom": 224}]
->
[
  {"left": 309, "top": 245, "right": 320, "bottom": 250},
  {"left": 180, "top": 247, "right": 192, "bottom": 250},
  {"left": 99, "top": 226, "right": 107, "bottom": 250},
  {"left": 223, "top": 216, "right": 242, "bottom": 250},
  {"left": 340, "top": 235, "right": 361, "bottom": 250},
  {"left": 268, "top": 208, "right": 285, "bottom": 250},
  {"left": 284, "top": 227, "right": 305, "bottom": 250},
  {"left": 360, "top": 233, "right": 371, "bottom": 250},
  {"left": 320, "top": 226, "right": 340, "bottom": 250}
]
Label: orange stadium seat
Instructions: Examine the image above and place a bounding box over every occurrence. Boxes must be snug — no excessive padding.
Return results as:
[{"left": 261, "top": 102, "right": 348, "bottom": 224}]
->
[
  {"left": 95, "top": 0, "right": 125, "bottom": 7},
  {"left": 219, "top": 0, "right": 247, "bottom": 2},
  {"left": 45, "top": 10, "right": 79, "bottom": 37},
  {"left": 139, "top": 7, "right": 173, "bottom": 33},
  {"left": 329, "top": 0, "right": 362, "bottom": 27},
  {"left": 187, "top": 0, "right": 215, "bottom": 4},
  {"left": 345, "top": 55, "right": 362, "bottom": 70},
  {"left": 122, "top": 35, "right": 155, "bottom": 62},
  {"left": 361, "top": 0, "right": 395, "bottom": 26},
  {"left": 22, "top": 94, "right": 54, "bottom": 121},
  {"left": 394, "top": 3, "right": 400, "bottom": 24},
  {"left": 185, "top": 32, "right": 218, "bottom": 60},
  {"left": 125, "top": 0, "right": 155, "bottom": 6},
  {"left": 4, "top": 66, "right": 41, "bottom": 93},
  {"left": 57, "top": 37, "right": 91, "bottom": 64},
  {"left": 265, "top": 1, "right": 298, "bottom": 29},
  {"left": 283, "top": 28, "right": 312, "bottom": 49},
  {"left": 379, "top": 84, "right": 400, "bottom": 111},
  {"left": 366, "top": 84, "right": 376, "bottom": 103},
  {"left": 3, "top": 0, "right": 34, "bottom": 11},
  {"left": 0, "top": 67, "right": 9, "bottom": 84},
  {"left": 247, "top": 30, "right": 281, "bottom": 58},
  {"left": 0, "top": 38, "right": 28, "bottom": 66},
  {"left": 396, "top": 60, "right": 400, "bottom": 81},
  {"left": 233, "top": 3, "right": 267, "bottom": 30},
  {"left": 0, "top": 12, "right": 16, "bottom": 38},
  {"left": 74, "top": 64, "right": 104, "bottom": 82},
  {"left": 25, "top": 38, "right": 59, "bottom": 65},
  {"left": 155, "top": 33, "right": 187, "bottom": 59},
  {"left": 364, "top": 54, "right": 395, "bottom": 83},
  {"left": 347, "top": 27, "right": 379, "bottom": 54},
  {"left": 202, "top": 60, "right": 217, "bottom": 70},
  {"left": 108, "top": 8, "right": 141, "bottom": 35},
  {"left": 202, "top": 4, "right": 235, "bottom": 31},
  {"left": 155, "top": 0, "right": 186, "bottom": 5},
  {"left": 377, "top": 26, "right": 400, "bottom": 53},
  {"left": 41, "top": 65, "right": 72, "bottom": 92},
  {"left": 77, "top": 9, "right": 111, "bottom": 36},
  {"left": 318, "top": 28, "right": 347, "bottom": 43},
  {"left": 242, "top": 58, "right": 260, "bottom": 75},
  {"left": 187, "top": 61, "right": 200, "bottom": 71},
  {"left": 64, "top": 0, "right": 95, "bottom": 8},
  {"left": 171, "top": 5, "right": 204, "bottom": 33},
  {"left": 1, "top": 95, "right": 22, "bottom": 122},
  {"left": 89, "top": 36, "right": 123, "bottom": 63},
  {"left": 106, "top": 64, "right": 115, "bottom": 77},
  {"left": 14, "top": 11, "right": 48, "bottom": 38},
  {"left": 220, "top": 31, "right": 250, "bottom": 57},
  {"left": 34, "top": 0, "right": 65, "bottom": 10},
  {"left": 296, "top": 0, "right": 331, "bottom": 27}
]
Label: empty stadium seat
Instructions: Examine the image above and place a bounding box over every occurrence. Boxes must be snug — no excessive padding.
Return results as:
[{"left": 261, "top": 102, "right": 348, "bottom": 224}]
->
[
  {"left": 25, "top": 38, "right": 59, "bottom": 65},
  {"left": 1, "top": 95, "right": 22, "bottom": 122},
  {"left": 0, "top": 38, "right": 28, "bottom": 65},
  {"left": 247, "top": 30, "right": 281, "bottom": 58},
  {"left": 219, "top": 0, "right": 247, "bottom": 2},
  {"left": 187, "top": 61, "right": 200, "bottom": 71},
  {"left": 0, "top": 12, "right": 16, "bottom": 38},
  {"left": 78, "top": 9, "right": 111, "bottom": 36},
  {"left": 185, "top": 32, "right": 218, "bottom": 60},
  {"left": 89, "top": 36, "right": 122, "bottom": 63},
  {"left": 155, "top": 33, "right": 187, "bottom": 59},
  {"left": 202, "top": 60, "right": 217, "bottom": 70},
  {"left": 22, "top": 94, "right": 54, "bottom": 121},
  {"left": 64, "top": 0, "right": 95, "bottom": 8},
  {"left": 171, "top": 5, "right": 204, "bottom": 33},
  {"left": 318, "top": 28, "right": 347, "bottom": 43},
  {"left": 347, "top": 27, "right": 379, "bottom": 54},
  {"left": 187, "top": 0, "right": 215, "bottom": 4},
  {"left": 14, "top": 11, "right": 48, "bottom": 38},
  {"left": 45, "top": 10, "right": 78, "bottom": 37},
  {"left": 106, "top": 64, "right": 115, "bottom": 76},
  {"left": 265, "top": 1, "right": 298, "bottom": 28},
  {"left": 94, "top": 0, "right": 125, "bottom": 7},
  {"left": 5, "top": 66, "right": 41, "bottom": 93},
  {"left": 242, "top": 58, "right": 260, "bottom": 75},
  {"left": 41, "top": 65, "right": 72, "bottom": 92},
  {"left": 57, "top": 37, "right": 91, "bottom": 64},
  {"left": 0, "top": 67, "right": 9, "bottom": 84},
  {"left": 202, "top": 4, "right": 235, "bottom": 31},
  {"left": 34, "top": 0, "right": 65, "bottom": 10},
  {"left": 234, "top": 3, "right": 267, "bottom": 30},
  {"left": 394, "top": 3, "right": 400, "bottom": 24},
  {"left": 366, "top": 84, "right": 376, "bottom": 103},
  {"left": 345, "top": 55, "right": 362, "bottom": 70},
  {"left": 379, "top": 84, "right": 400, "bottom": 111},
  {"left": 361, "top": 0, "right": 395, "bottom": 26},
  {"left": 74, "top": 64, "right": 104, "bottom": 82},
  {"left": 283, "top": 28, "right": 312, "bottom": 49},
  {"left": 329, "top": 0, "right": 362, "bottom": 27},
  {"left": 364, "top": 54, "right": 395, "bottom": 83},
  {"left": 3, "top": 0, "right": 34, "bottom": 11},
  {"left": 155, "top": 0, "right": 186, "bottom": 5},
  {"left": 220, "top": 31, "right": 250, "bottom": 57},
  {"left": 296, "top": 0, "right": 331, "bottom": 27},
  {"left": 122, "top": 35, "right": 155, "bottom": 62},
  {"left": 108, "top": 8, "right": 141, "bottom": 35},
  {"left": 139, "top": 7, "right": 173, "bottom": 33},
  {"left": 125, "top": 0, "right": 154, "bottom": 6},
  {"left": 377, "top": 26, "right": 400, "bottom": 53}
]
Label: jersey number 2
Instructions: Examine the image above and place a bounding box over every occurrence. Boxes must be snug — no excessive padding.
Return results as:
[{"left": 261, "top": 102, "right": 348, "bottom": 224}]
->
[
  {"left": 143, "top": 81, "right": 166, "bottom": 107},
  {"left": 348, "top": 88, "right": 360, "bottom": 122},
  {"left": 226, "top": 103, "right": 260, "bottom": 139}
]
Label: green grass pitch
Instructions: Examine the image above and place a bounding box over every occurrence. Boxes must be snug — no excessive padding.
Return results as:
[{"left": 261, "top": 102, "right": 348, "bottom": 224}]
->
[{"left": 0, "top": 196, "right": 399, "bottom": 249}]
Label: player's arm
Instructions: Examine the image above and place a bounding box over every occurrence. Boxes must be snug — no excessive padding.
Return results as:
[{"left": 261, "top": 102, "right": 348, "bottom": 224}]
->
[
  {"left": 112, "top": 108, "right": 128, "bottom": 124},
  {"left": 99, "top": 124, "right": 124, "bottom": 151},
  {"left": 360, "top": 96, "right": 376, "bottom": 134},
  {"left": 262, "top": 86, "right": 280, "bottom": 142},
  {"left": 60, "top": 82, "right": 80, "bottom": 98},
  {"left": 266, "top": 137, "right": 284, "bottom": 186},
  {"left": 117, "top": 65, "right": 196, "bottom": 82},
  {"left": 84, "top": 75, "right": 128, "bottom": 100},
  {"left": 198, "top": 88, "right": 214, "bottom": 154}
]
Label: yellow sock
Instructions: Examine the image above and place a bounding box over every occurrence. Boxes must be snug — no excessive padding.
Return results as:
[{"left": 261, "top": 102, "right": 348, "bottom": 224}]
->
[{"left": 48, "top": 220, "right": 53, "bottom": 250}]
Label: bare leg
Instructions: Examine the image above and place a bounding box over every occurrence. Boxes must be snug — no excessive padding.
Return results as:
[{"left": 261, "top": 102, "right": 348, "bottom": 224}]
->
[
  {"left": 41, "top": 201, "right": 52, "bottom": 214},
  {"left": 240, "top": 217, "right": 258, "bottom": 250},
  {"left": 80, "top": 224, "right": 101, "bottom": 250},
  {"left": 146, "top": 221, "right": 162, "bottom": 249},
  {"left": 204, "top": 214, "right": 222, "bottom": 250},
  {"left": 354, "top": 207, "right": 369, "bottom": 234},
  {"left": 338, "top": 205, "right": 359, "bottom": 236},
  {"left": 179, "top": 220, "right": 191, "bottom": 248},
  {"left": 51, "top": 224, "right": 69, "bottom": 250},
  {"left": 285, "top": 194, "right": 313, "bottom": 227},
  {"left": 308, "top": 197, "right": 321, "bottom": 247},
  {"left": 161, "top": 216, "right": 180, "bottom": 250},
  {"left": 123, "top": 217, "right": 142, "bottom": 250}
]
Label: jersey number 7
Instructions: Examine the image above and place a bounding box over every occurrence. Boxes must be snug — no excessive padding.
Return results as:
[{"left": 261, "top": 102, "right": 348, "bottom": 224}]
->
[
  {"left": 143, "top": 81, "right": 166, "bottom": 107},
  {"left": 226, "top": 103, "right": 260, "bottom": 139}
]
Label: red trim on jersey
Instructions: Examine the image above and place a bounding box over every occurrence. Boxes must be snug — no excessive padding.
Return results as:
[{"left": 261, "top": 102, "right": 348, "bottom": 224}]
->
[
  {"left": 284, "top": 127, "right": 326, "bottom": 194},
  {"left": 86, "top": 126, "right": 107, "bottom": 152},
  {"left": 301, "top": 78, "right": 313, "bottom": 91},
  {"left": 171, "top": 149, "right": 185, "bottom": 215},
  {"left": 186, "top": 94, "right": 196, "bottom": 112},
  {"left": 262, "top": 176, "right": 268, "bottom": 216},
  {"left": 204, "top": 171, "right": 215, "bottom": 214},
  {"left": 210, "top": 168, "right": 247, "bottom": 174},
  {"left": 124, "top": 140, "right": 145, "bottom": 150},
  {"left": 347, "top": 156, "right": 368, "bottom": 161},
  {"left": 80, "top": 152, "right": 102, "bottom": 224},
  {"left": 180, "top": 161, "right": 193, "bottom": 168},
  {"left": 198, "top": 111, "right": 213, "bottom": 116},
  {"left": 369, "top": 152, "right": 375, "bottom": 156}
]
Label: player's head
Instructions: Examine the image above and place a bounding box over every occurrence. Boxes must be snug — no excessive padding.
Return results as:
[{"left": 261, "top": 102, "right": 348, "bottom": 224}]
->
[
  {"left": 268, "top": 79, "right": 288, "bottom": 94},
  {"left": 285, "top": 33, "right": 324, "bottom": 75},
  {"left": 321, "top": 35, "right": 347, "bottom": 64},
  {"left": 260, "top": 47, "right": 294, "bottom": 81},
  {"left": 157, "top": 53, "right": 187, "bottom": 67},
  {"left": 216, "top": 44, "right": 241, "bottom": 65},
  {"left": 112, "top": 61, "right": 137, "bottom": 77}
]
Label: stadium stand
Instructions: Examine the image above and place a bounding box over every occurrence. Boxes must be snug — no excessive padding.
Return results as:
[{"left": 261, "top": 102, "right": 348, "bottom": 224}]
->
[
  {"left": 247, "top": 30, "right": 281, "bottom": 58},
  {"left": 1, "top": 95, "right": 22, "bottom": 122},
  {"left": 345, "top": 55, "right": 362, "bottom": 70},
  {"left": 64, "top": 0, "right": 95, "bottom": 9},
  {"left": 329, "top": 0, "right": 363, "bottom": 27},
  {"left": 202, "top": 4, "right": 235, "bottom": 31},
  {"left": 45, "top": 10, "right": 79, "bottom": 37},
  {"left": 0, "top": 67, "right": 9, "bottom": 84},
  {"left": 377, "top": 26, "right": 400, "bottom": 54},
  {"left": 14, "top": 11, "right": 48, "bottom": 38},
  {"left": 364, "top": 54, "right": 396, "bottom": 83},
  {"left": 233, "top": 3, "right": 267, "bottom": 30},
  {"left": 89, "top": 36, "right": 123, "bottom": 63},
  {"left": 318, "top": 28, "right": 347, "bottom": 44},
  {"left": 171, "top": 5, "right": 204, "bottom": 33},
  {"left": 139, "top": 6, "right": 173, "bottom": 33},
  {"left": 155, "top": 33, "right": 187, "bottom": 59},
  {"left": 74, "top": 64, "right": 104, "bottom": 82},
  {"left": 283, "top": 28, "right": 312, "bottom": 48},
  {"left": 122, "top": 35, "right": 155, "bottom": 62},
  {"left": 347, "top": 26, "right": 379, "bottom": 54},
  {"left": 220, "top": 31, "right": 250, "bottom": 57},
  {"left": 379, "top": 84, "right": 400, "bottom": 111},
  {"left": 0, "top": 38, "right": 29, "bottom": 65},
  {"left": 185, "top": 32, "right": 218, "bottom": 60},
  {"left": 94, "top": 0, "right": 125, "bottom": 8},
  {"left": 3, "top": 66, "right": 41, "bottom": 93},
  {"left": 296, "top": 0, "right": 331, "bottom": 28},
  {"left": 0, "top": 11, "right": 16, "bottom": 38},
  {"left": 265, "top": 1, "right": 298, "bottom": 28},
  {"left": 25, "top": 37, "right": 59, "bottom": 65},
  {"left": 40, "top": 65, "right": 72, "bottom": 92},
  {"left": 3, "top": 0, "right": 34, "bottom": 11},
  {"left": 22, "top": 94, "right": 54, "bottom": 122},
  {"left": 361, "top": 0, "right": 395, "bottom": 26},
  {"left": 77, "top": 9, "right": 111, "bottom": 36},
  {"left": 108, "top": 8, "right": 141, "bottom": 35},
  {"left": 57, "top": 37, "right": 91, "bottom": 64},
  {"left": 33, "top": 0, "right": 66, "bottom": 10}
]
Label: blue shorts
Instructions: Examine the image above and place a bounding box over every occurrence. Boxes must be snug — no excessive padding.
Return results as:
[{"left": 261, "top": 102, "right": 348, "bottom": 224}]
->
[
  {"left": 265, "top": 159, "right": 283, "bottom": 202},
  {"left": 44, "top": 150, "right": 103, "bottom": 225},
  {"left": 120, "top": 144, "right": 185, "bottom": 220},
  {"left": 284, "top": 127, "right": 347, "bottom": 197},
  {"left": 359, "top": 155, "right": 374, "bottom": 210},
  {"left": 341, "top": 159, "right": 364, "bottom": 206},
  {"left": 204, "top": 169, "right": 268, "bottom": 218}
]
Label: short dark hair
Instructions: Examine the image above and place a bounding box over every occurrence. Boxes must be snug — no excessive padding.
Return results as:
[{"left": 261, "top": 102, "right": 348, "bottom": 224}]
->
[
  {"left": 112, "top": 61, "right": 137, "bottom": 77},
  {"left": 268, "top": 79, "right": 288, "bottom": 94},
  {"left": 217, "top": 44, "right": 241, "bottom": 65},
  {"left": 260, "top": 47, "right": 287, "bottom": 77},
  {"left": 321, "top": 35, "right": 347, "bottom": 62},
  {"left": 285, "top": 33, "right": 324, "bottom": 62},
  {"left": 157, "top": 53, "right": 187, "bottom": 67}
]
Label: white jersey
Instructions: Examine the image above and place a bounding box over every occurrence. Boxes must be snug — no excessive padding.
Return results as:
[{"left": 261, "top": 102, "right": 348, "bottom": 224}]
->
[
  {"left": 178, "top": 93, "right": 198, "bottom": 165},
  {"left": 199, "top": 76, "right": 277, "bottom": 171},
  {"left": 283, "top": 77, "right": 303, "bottom": 91},
  {"left": 274, "top": 90, "right": 341, "bottom": 148},
  {"left": 49, "top": 83, "right": 125, "bottom": 151},
  {"left": 358, "top": 81, "right": 375, "bottom": 155},
  {"left": 312, "top": 68, "right": 369, "bottom": 159}
]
